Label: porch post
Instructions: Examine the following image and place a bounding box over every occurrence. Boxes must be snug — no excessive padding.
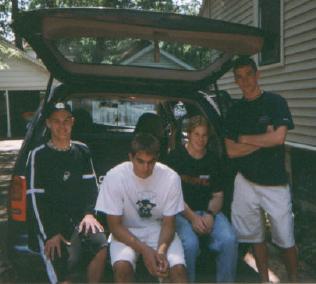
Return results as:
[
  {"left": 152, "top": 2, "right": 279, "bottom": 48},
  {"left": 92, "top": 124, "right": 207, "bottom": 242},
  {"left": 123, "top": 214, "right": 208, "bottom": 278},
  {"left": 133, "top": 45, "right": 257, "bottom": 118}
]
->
[{"left": 4, "top": 90, "right": 12, "bottom": 138}]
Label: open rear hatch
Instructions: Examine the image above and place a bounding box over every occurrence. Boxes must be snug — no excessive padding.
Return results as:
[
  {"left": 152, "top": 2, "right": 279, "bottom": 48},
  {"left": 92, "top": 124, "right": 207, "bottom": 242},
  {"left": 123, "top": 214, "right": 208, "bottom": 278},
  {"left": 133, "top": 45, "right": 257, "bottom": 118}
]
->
[{"left": 13, "top": 8, "right": 264, "bottom": 91}]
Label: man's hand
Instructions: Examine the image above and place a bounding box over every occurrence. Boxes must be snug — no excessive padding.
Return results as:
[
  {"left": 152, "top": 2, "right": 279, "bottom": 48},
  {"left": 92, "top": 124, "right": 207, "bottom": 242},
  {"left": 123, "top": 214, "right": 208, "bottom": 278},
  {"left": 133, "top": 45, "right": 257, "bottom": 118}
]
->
[
  {"left": 141, "top": 245, "right": 159, "bottom": 276},
  {"left": 141, "top": 246, "right": 169, "bottom": 278},
  {"left": 44, "top": 234, "right": 70, "bottom": 261},
  {"left": 78, "top": 214, "right": 104, "bottom": 234},
  {"left": 156, "top": 253, "right": 169, "bottom": 278},
  {"left": 202, "top": 213, "right": 214, "bottom": 233},
  {"left": 191, "top": 213, "right": 209, "bottom": 235}
]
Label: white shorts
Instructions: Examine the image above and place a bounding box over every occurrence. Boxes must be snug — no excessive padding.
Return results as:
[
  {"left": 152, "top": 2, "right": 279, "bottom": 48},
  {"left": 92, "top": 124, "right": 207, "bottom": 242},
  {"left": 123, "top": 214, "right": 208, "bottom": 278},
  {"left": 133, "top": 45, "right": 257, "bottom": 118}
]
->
[
  {"left": 231, "top": 172, "right": 295, "bottom": 248},
  {"left": 109, "top": 225, "right": 185, "bottom": 270}
]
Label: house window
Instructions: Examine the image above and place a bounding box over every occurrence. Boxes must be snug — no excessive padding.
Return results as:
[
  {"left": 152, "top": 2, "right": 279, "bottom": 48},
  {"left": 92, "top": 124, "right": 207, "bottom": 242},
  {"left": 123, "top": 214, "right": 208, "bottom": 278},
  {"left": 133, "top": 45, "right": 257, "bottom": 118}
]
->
[{"left": 258, "top": 0, "right": 282, "bottom": 66}]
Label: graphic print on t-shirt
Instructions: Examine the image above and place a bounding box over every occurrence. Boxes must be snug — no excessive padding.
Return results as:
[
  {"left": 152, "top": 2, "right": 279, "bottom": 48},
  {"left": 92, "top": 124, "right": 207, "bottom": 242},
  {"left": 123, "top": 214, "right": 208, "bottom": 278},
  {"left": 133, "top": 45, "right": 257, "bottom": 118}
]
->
[
  {"left": 63, "top": 171, "right": 71, "bottom": 181},
  {"left": 136, "top": 191, "right": 157, "bottom": 218}
]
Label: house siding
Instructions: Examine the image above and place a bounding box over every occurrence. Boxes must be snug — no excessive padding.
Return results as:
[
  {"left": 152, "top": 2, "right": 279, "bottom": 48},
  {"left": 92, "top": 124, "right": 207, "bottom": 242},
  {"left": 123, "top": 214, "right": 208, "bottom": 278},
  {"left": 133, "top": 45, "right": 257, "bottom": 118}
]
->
[
  {"left": 128, "top": 51, "right": 186, "bottom": 69},
  {"left": 202, "top": 0, "right": 316, "bottom": 148},
  {"left": 0, "top": 39, "right": 50, "bottom": 138},
  {"left": 0, "top": 53, "right": 49, "bottom": 91}
]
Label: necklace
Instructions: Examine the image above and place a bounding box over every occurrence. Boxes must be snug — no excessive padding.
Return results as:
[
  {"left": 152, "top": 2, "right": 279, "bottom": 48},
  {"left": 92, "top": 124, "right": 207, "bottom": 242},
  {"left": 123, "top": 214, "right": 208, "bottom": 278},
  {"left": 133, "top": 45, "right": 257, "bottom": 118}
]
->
[{"left": 47, "top": 140, "right": 72, "bottom": 152}]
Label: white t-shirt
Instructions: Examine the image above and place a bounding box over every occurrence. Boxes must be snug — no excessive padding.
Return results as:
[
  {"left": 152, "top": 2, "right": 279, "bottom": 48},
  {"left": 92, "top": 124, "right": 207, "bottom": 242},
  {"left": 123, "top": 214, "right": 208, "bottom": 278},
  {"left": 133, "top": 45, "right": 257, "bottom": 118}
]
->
[{"left": 95, "top": 161, "right": 184, "bottom": 229}]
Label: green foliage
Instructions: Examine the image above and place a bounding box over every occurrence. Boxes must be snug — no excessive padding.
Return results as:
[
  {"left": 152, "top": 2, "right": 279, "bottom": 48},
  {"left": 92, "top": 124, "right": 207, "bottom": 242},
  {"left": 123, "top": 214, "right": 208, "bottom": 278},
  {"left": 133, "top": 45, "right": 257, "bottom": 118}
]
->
[
  {"left": 0, "top": 0, "right": 28, "bottom": 40},
  {"left": 28, "top": 0, "right": 175, "bottom": 10},
  {"left": 173, "top": 0, "right": 202, "bottom": 15},
  {"left": 27, "top": 0, "right": 201, "bottom": 14},
  {"left": 0, "top": 40, "right": 22, "bottom": 69},
  {"left": 1, "top": 0, "right": 202, "bottom": 40},
  {"left": 2, "top": 0, "right": 204, "bottom": 69},
  {"left": 26, "top": 0, "right": 204, "bottom": 68}
]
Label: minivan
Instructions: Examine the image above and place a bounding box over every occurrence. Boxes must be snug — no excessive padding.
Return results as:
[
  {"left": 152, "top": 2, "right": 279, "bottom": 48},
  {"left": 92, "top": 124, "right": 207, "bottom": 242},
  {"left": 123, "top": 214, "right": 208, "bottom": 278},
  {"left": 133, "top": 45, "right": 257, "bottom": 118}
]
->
[{"left": 7, "top": 7, "right": 264, "bottom": 282}]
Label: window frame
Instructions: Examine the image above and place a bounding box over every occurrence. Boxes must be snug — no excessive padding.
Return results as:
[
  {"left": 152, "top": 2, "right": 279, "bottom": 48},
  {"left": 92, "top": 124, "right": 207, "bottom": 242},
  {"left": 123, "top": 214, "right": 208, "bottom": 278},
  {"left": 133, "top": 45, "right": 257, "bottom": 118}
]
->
[{"left": 254, "top": 0, "right": 284, "bottom": 69}]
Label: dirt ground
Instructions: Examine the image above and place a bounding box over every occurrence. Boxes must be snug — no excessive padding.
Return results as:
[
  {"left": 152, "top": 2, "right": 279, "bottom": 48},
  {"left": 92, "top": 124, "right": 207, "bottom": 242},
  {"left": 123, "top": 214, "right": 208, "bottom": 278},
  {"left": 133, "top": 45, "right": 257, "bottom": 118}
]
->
[
  {"left": 0, "top": 139, "right": 315, "bottom": 283},
  {"left": 0, "top": 140, "right": 22, "bottom": 282}
]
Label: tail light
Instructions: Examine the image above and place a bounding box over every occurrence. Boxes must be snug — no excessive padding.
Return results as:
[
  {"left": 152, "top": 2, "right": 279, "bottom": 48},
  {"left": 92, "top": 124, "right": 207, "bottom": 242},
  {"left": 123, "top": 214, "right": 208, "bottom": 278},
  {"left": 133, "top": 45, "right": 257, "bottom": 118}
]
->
[{"left": 9, "top": 175, "right": 27, "bottom": 222}]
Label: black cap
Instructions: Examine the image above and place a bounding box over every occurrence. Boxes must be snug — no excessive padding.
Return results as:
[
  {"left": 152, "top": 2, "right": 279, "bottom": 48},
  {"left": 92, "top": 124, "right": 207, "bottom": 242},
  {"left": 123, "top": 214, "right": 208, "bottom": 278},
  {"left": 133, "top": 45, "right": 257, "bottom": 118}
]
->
[{"left": 46, "top": 102, "right": 72, "bottom": 118}]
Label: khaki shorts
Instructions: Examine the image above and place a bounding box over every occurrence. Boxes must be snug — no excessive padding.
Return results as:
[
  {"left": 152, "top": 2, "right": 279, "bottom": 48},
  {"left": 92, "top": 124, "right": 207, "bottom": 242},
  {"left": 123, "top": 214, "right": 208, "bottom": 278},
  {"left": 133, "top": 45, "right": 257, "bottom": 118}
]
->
[
  {"left": 231, "top": 173, "right": 295, "bottom": 248},
  {"left": 109, "top": 225, "right": 185, "bottom": 270}
]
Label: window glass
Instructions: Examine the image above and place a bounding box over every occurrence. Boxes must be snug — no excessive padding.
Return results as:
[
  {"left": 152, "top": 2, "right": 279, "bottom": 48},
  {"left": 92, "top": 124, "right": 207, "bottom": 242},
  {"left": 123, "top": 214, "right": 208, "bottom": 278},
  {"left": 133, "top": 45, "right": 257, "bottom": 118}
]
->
[
  {"left": 54, "top": 38, "right": 223, "bottom": 71},
  {"left": 92, "top": 100, "right": 156, "bottom": 128},
  {"left": 258, "top": 0, "right": 281, "bottom": 65},
  {"left": 70, "top": 98, "right": 156, "bottom": 131}
]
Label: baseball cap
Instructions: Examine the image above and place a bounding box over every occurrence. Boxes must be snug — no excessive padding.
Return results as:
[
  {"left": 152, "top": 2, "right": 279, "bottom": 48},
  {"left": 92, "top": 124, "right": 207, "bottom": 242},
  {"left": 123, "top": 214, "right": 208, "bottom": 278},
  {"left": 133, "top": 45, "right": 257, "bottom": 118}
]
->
[{"left": 45, "top": 102, "right": 73, "bottom": 118}]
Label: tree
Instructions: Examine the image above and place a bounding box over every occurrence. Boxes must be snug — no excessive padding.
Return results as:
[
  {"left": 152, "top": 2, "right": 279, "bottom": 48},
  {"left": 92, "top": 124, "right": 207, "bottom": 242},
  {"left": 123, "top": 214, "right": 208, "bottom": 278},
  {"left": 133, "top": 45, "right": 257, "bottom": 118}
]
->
[
  {"left": 0, "top": 0, "right": 28, "bottom": 42},
  {"left": 2, "top": 0, "right": 203, "bottom": 68},
  {"left": 0, "top": 0, "right": 13, "bottom": 40},
  {"left": 28, "top": 0, "right": 175, "bottom": 11},
  {"left": 1, "top": 0, "right": 201, "bottom": 42},
  {"left": 11, "top": 0, "right": 22, "bottom": 48}
]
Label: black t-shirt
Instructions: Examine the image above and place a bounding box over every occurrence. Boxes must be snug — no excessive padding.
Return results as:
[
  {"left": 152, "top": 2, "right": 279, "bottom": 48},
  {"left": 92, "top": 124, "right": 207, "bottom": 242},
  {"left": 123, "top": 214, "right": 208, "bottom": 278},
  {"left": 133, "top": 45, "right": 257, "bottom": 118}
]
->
[
  {"left": 166, "top": 145, "right": 223, "bottom": 211},
  {"left": 26, "top": 141, "right": 98, "bottom": 248},
  {"left": 224, "top": 91, "right": 294, "bottom": 185}
]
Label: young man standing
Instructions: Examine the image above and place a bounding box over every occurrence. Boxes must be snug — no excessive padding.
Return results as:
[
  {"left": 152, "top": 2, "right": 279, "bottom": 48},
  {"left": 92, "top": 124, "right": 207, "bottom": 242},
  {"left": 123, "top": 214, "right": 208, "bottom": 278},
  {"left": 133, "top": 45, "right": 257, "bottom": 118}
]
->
[
  {"left": 26, "top": 102, "right": 107, "bottom": 283},
  {"left": 224, "top": 57, "right": 297, "bottom": 282},
  {"left": 95, "top": 133, "right": 188, "bottom": 283}
]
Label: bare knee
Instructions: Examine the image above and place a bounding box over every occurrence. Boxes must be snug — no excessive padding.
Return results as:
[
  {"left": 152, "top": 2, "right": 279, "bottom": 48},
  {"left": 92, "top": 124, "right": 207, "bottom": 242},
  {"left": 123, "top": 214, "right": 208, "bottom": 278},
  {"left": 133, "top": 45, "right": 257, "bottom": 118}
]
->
[
  {"left": 94, "top": 247, "right": 107, "bottom": 262},
  {"left": 169, "top": 264, "right": 188, "bottom": 283},
  {"left": 87, "top": 247, "right": 107, "bottom": 283},
  {"left": 113, "top": 260, "right": 134, "bottom": 282}
]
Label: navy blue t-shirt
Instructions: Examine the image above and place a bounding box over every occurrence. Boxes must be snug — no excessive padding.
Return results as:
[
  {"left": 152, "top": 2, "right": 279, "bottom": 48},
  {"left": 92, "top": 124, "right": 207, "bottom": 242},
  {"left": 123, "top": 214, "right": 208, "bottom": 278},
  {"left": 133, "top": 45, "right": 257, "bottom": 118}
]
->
[
  {"left": 224, "top": 91, "right": 294, "bottom": 185},
  {"left": 167, "top": 145, "right": 223, "bottom": 211}
]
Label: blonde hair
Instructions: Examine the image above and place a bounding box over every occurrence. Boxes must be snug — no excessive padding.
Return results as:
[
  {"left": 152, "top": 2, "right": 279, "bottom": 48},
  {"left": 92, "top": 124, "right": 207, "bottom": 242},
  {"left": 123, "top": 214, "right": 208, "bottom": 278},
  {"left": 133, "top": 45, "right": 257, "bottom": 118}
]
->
[{"left": 186, "top": 115, "right": 210, "bottom": 135}]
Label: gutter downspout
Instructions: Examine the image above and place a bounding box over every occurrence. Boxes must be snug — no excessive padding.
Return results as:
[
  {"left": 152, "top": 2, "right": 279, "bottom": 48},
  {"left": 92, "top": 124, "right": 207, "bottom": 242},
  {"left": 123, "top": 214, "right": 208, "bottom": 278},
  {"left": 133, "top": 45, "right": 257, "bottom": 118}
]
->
[{"left": 4, "top": 90, "right": 12, "bottom": 138}]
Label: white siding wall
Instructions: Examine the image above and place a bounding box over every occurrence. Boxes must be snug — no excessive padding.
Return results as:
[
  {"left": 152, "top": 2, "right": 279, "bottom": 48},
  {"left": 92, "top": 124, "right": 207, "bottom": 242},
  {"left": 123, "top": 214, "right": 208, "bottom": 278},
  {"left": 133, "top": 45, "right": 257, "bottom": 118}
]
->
[
  {"left": 0, "top": 49, "right": 49, "bottom": 91},
  {"left": 127, "top": 49, "right": 190, "bottom": 70},
  {"left": 202, "top": 0, "right": 316, "bottom": 147}
]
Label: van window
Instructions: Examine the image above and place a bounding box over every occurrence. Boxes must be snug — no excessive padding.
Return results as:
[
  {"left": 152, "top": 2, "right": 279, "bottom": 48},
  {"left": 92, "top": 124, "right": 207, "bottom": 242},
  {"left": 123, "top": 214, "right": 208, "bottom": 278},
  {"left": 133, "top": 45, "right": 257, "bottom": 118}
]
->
[{"left": 70, "top": 98, "right": 156, "bottom": 131}]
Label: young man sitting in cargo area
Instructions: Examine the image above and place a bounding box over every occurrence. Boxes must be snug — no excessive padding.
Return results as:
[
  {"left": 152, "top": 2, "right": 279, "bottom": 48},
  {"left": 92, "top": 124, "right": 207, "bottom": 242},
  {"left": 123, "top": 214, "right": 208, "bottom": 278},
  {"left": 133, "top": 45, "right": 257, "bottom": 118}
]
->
[
  {"left": 26, "top": 102, "right": 107, "bottom": 284},
  {"left": 95, "top": 132, "right": 188, "bottom": 283},
  {"left": 224, "top": 57, "right": 298, "bottom": 282}
]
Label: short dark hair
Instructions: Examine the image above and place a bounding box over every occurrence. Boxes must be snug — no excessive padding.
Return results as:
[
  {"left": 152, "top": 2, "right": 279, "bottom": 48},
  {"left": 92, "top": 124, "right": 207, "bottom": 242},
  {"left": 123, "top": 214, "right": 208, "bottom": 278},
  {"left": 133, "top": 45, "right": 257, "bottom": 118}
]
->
[
  {"left": 130, "top": 133, "right": 160, "bottom": 158},
  {"left": 233, "top": 56, "right": 257, "bottom": 73},
  {"left": 134, "top": 113, "right": 164, "bottom": 141}
]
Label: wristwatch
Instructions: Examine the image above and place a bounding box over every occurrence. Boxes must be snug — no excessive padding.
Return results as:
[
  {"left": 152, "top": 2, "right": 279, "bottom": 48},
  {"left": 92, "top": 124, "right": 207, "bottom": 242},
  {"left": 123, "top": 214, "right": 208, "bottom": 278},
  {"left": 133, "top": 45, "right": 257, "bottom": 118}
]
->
[{"left": 206, "top": 209, "right": 217, "bottom": 218}]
